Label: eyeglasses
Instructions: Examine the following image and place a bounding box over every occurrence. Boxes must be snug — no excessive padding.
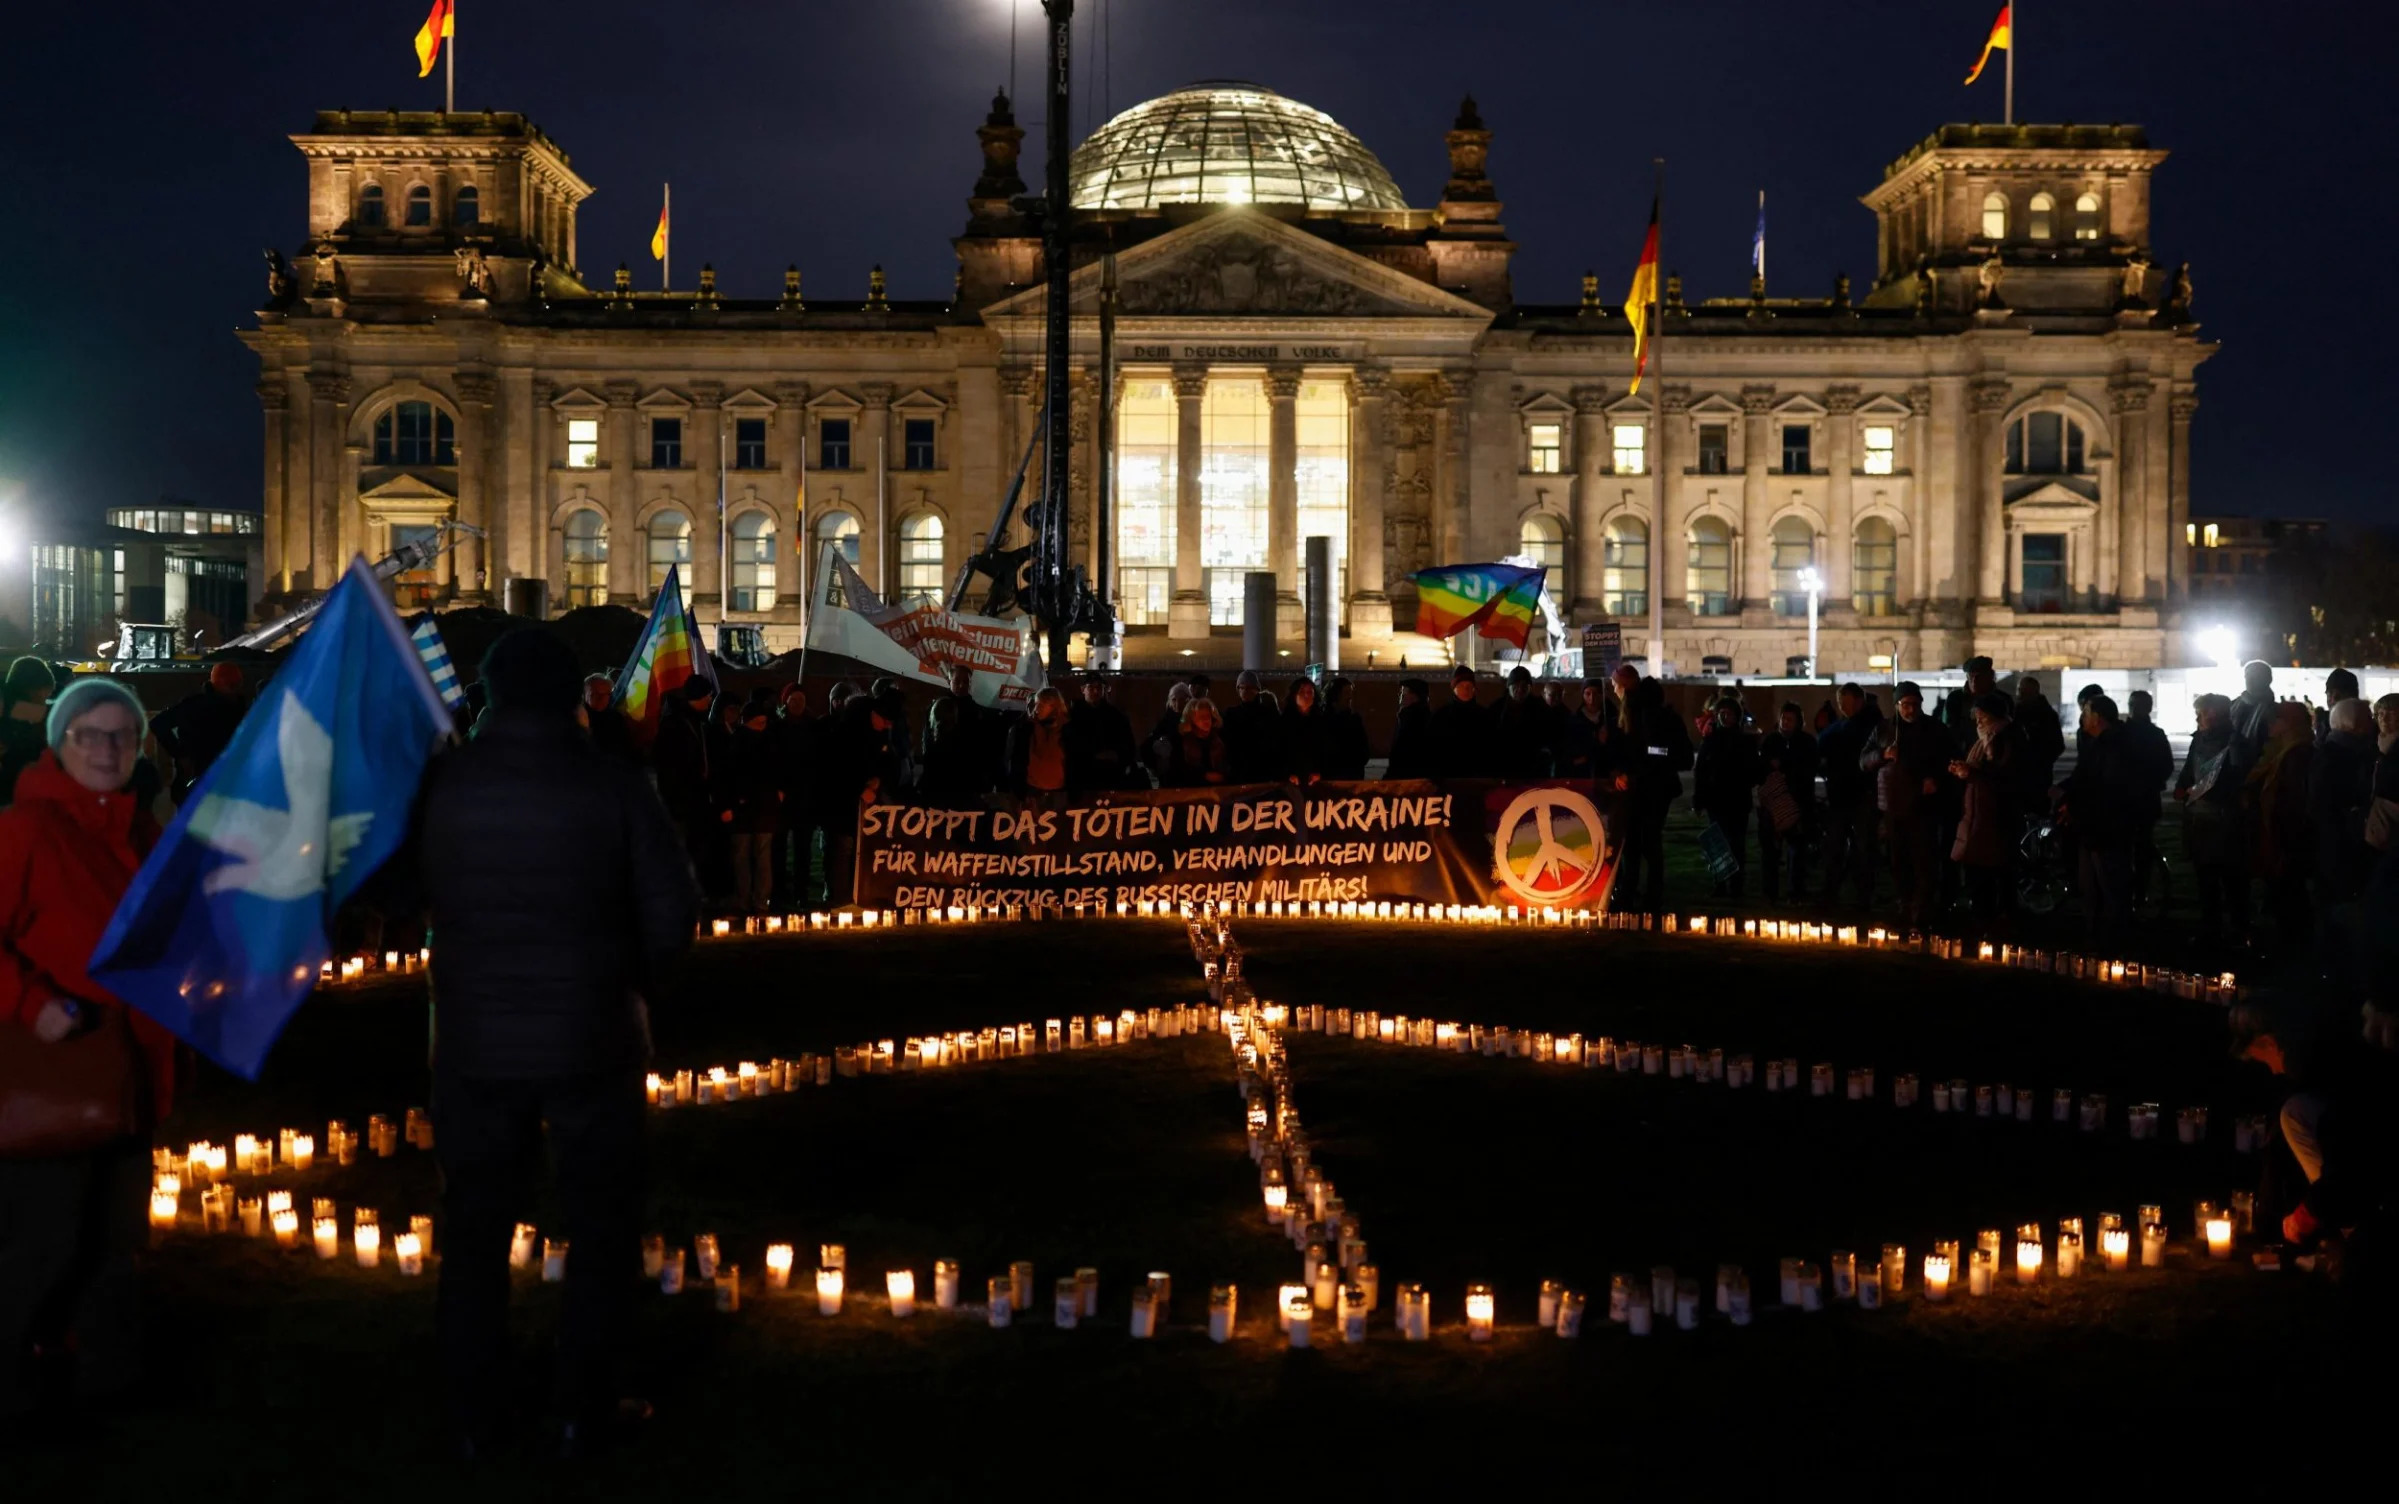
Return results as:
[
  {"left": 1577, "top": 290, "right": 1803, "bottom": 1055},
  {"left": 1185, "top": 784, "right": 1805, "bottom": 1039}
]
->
[{"left": 67, "top": 727, "right": 140, "bottom": 751}]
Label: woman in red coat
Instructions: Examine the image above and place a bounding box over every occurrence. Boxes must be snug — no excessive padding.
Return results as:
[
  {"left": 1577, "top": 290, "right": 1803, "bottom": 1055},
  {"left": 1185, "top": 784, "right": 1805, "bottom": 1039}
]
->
[{"left": 0, "top": 677, "right": 172, "bottom": 1418}]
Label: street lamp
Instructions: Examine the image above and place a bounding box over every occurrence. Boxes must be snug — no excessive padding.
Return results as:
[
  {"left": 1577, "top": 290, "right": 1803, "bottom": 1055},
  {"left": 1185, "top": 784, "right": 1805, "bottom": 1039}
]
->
[{"left": 1797, "top": 566, "right": 1823, "bottom": 680}]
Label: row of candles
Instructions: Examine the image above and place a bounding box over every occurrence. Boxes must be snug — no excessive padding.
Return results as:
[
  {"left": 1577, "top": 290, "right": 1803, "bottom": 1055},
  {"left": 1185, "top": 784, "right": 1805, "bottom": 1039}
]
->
[
  {"left": 153, "top": 1113, "right": 429, "bottom": 1194},
  {"left": 147, "top": 1182, "right": 436, "bottom": 1275}
]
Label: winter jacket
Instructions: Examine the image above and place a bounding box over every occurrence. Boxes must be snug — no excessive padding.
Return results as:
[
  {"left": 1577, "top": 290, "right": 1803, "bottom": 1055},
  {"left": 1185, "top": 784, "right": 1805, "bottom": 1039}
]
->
[
  {"left": 1156, "top": 728, "right": 1230, "bottom": 789},
  {"left": 586, "top": 704, "right": 641, "bottom": 768},
  {"left": 2017, "top": 693, "right": 2066, "bottom": 788},
  {"left": 0, "top": 753, "right": 176, "bottom": 1123},
  {"left": 1692, "top": 726, "right": 1761, "bottom": 821},
  {"left": 1221, "top": 697, "right": 1284, "bottom": 784},
  {"left": 1065, "top": 698, "right": 1139, "bottom": 791},
  {"left": 1865, "top": 712, "right": 1950, "bottom": 820},
  {"left": 1280, "top": 703, "right": 1333, "bottom": 782},
  {"left": 1426, "top": 695, "right": 1495, "bottom": 779},
  {"left": 418, "top": 709, "right": 699, "bottom": 1079},
  {"left": 152, "top": 686, "right": 250, "bottom": 792},
  {"left": 1007, "top": 715, "right": 1070, "bottom": 794},
  {"left": 1620, "top": 702, "right": 1694, "bottom": 810},
  {"left": 2176, "top": 724, "right": 2243, "bottom": 865},
  {"left": 651, "top": 700, "right": 714, "bottom": 826},
  {"left": 1554, "top": 707, "right": 1615, "bottom": 783},
  {"left": 726, "top": 721, "right": 784, "bottom": 835},
  {"left": 1493, "top": 694, "right": 1556, "bottom": 781},
  {"left": 1384, "top": 701, "right": 1432, "bottom": 780},
  {"left": 2061, "top": 729, "right": 2149, "bottom": 849},
  {"left": 0, "top": 709, "right": 48, "bottom": 805},
  {"left": 2120, "top": 714, "right": 2174, "bottom": 822},
  {"left": 1951, "top": 720, "right": 2026, "bottom": 867},
  {"left": 1756, "top": 729, "right": 1820, "bottom": 806},
  {"left": 1321, "top": 706, "right": 1371, "bottom": 781},
  {"left": 1817, "top": 704, "right": 1883, "bottom": 812},
  {"left": 2310, "top": 727, "right": 2376, "bottom": 900}
]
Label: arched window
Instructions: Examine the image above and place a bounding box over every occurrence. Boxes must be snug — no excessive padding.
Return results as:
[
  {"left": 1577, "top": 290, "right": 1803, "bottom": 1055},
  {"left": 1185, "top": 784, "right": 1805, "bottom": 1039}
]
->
[
  {"left": 455, "top": 185, "right": 480, "bottom": 228},
  {"left": 897, "top": 513, "right": 945, "bottom": 604},
  {"left": 1981, "top": 191, "right": 2008, "bottom": 240},
  {"left": 1602, "top": 516, "right": 1647, "bottom": 617},
  {"left": 405, "top": 184, "right": 432, "bottom": 227},
  {"left": 2073, "top": 192, "right": 2101, "bottom": 241},
  {"left": 358, "top": 184, "right": 386, "bottom": 228},
  {"left": 1852, "top": 517, "right": 1898, "bottom": 617},
  {"left": 2028, "top": 192, "right": 2056, "bottom": 240},
  {"left": 816, "top": 510, "right": 861, "bottom": 607},
  {"left": 1114, "top": 378, "right": 1177, "bottom": 625},
  {"left": 372, "top": 400, "right": 455, "bottom": 466},
  {"left": 2003, "top": 412, "right": 2088, "bottom": 476},
  {"left": 730, "top": 511, "right": 777, "bottom": 612},
  {"left": 1685, "top": 517, "right": 1732, "bottom": 617},
  {"left": 1769, "top": 517, "right": 1818, "bottom": 615},
  {"left": 1518, "top": 514, "right": 1564, "bottom": 603},
  {"left": 1199, "top": 377, "right": 1270, "bottom": 625},
  {"left": 562, "top": 509, "right": 608, "bottom": 610},
  {"left": 645, "top": 509, "right": 691, "bottom": 591}
]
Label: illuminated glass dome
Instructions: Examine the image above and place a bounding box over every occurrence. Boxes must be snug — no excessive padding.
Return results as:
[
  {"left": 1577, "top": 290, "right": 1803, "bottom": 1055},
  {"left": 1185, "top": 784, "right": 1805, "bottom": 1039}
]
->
[{"left": 1067, "top": 82, "right": 1408, "bottom": 213}]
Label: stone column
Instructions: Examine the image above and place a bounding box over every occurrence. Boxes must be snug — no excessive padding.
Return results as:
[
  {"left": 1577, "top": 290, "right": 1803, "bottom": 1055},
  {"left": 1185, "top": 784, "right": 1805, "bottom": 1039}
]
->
[
  {"left": 257, "top": 381, "right": 289, "bottom": 596},
  {"left": 2111, "top": 380, "right": 2152, "bottom": 604},
  {"left": 1266, "top": 365, "right": 1302, "bottom": 637},
  {"left": 692, "top": 382, "right": 724, "bottom": 613},
  {"left": 1169, "top": 365, "right": 1209, "bottom": 640},
  {"left": 1970, "top": 379, "right": 2012, "bottom": 605},
  {"left": 2167, "top": 388, "right": 2197, "bottom": 607},
  {"left": 1740, "top": 387, "right": 1774, "bottom": 608},
  {"left": 605, "top": 381, "right": 640, "bottom": 602},
  {"left": 1907, "top": 386, "right": 1933, "bottom": 608},
  {"left": 305, "top": 371, "right": 348, "bottom": 595},
  {"left": 1570, "top": 386, "right": 1608, "bottom": 619},
  {"left": 1348, "top": 365, "right": 1393, "bottom": 642},
  {"left": 452, "top": 368, "right": 494, "bottom": 602},
  {"left": 522, "top": 375, "right": 551, "bottom": 588},
  {"left": 338, "top": 435, "right": 364, "bottom": 574},
  {"left": 860, "top": 382, "right": 893, "bottom": 593},
  {"left": 1825, "top": 386, "right": 1858, "bottom": 603},
  {"left": 777, "top": 381, "right": 808, "bottom": 532},
  {"left": 1437, "top": 375, "right": 1470, "bottom": 569}
]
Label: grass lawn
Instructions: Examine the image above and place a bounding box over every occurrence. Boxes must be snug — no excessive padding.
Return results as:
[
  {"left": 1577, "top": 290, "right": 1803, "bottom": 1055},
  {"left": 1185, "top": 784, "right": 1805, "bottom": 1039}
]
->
[{"left": 14, "top": 915, "right": 2381, "bottom": 1494}]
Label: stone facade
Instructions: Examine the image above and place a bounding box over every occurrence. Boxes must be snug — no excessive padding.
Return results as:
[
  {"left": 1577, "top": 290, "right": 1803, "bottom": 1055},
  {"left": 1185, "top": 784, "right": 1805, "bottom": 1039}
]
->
[{"left": 241, "top": 97, "right": 2211, "bottom": 672}]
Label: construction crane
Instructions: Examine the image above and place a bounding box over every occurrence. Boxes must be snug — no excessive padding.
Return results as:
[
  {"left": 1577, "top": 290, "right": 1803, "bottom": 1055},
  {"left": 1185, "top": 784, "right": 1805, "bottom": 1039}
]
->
[{"left": 220, "top": 522, "right": 487, "bottom": 653}]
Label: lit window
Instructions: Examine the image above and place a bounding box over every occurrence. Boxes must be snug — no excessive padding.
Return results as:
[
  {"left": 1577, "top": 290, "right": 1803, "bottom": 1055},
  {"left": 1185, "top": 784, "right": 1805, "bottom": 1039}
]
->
[
  {"left": 1685, "top": 517, "right": 1732, "bottom": 616},
  {"left": 1853, "top": 517, "right": 1898, "bottom": 617},
  {"left": 1981, "top": 192, "right": 2008, "bottom": 239},
  {"left": 1114, "top": 378, "right": 1177, "bottom": 626},
  {"left": 1295, "top": 379, "right": 1350, "bottom": 617},
  {"left": 358, "top": 184, "right": 385, "bottom": 227},
  {"left": 1769, "top": 517, "right": 1817, "bottom": 615},
  {"left": 2005, "top": 412, "right": 2086, "bottom": 475},
  {"left": 2203, "top": 523, "right": 2220, "bottom": 548},
  {"left": 903, "top": 418, "right": 936, "bottom": 471},
  {"left": 2073, "top": 193, "right": 2101, "bottom": 241},
  {"left": 896, "top": 513, "right": 944, "bottom": 604},
  {"left": 1200, "top": 377, "right": 1270, "bottom": 625},
  {"left": 1862, "top": 425, "right": 1896, "bottom": 476},
  {"left": 819, "top": 417, "right": 852, "bottom": 470},
  {"left": 1518, "top": 514, "right": 1564, "bottom": 602},
  {"left": 815, "top": 510, "right": 861, "bottom": 606},
  {"left": 562, "top": 509, "right": 608, "bottom": 609},
  {"left": 649, "top": 417, "right": 682, "bottom": 469},
  {"left": 1780, "top": 424, "right": 1812, "bottom": 474},
  {"left": 1602, "top": 517, "right": 1648, "bottom": 617},
  {"left": 405, "top": 185, "right": 432, "bottom": 227},
  {"left": 1526, "top": 422, "right": 1562, "bottom": 474},
  {"left": 645, "top": 510, "right": 690, "bottom": 591},
  {"left": 731, "top": 511, "right": 778, "bottom": 611},
  {"left": 1697, "top": 424, "right": 1728, "bottom": 475},
  {"left": 373, "top": 401, "right": 454, "bottom": 465},
  {"left": 565, "top": 418, "right": 600, "bottom": 469},
  {"left": 2185, "top": 522, "right": 2196, "bottom": 545},
  {"left": 1611, "top": 423, "right": 1646, "bottom": 475},
  {"left": 734, "top": 417, "right": 768, "bottom": 470},
  {"left": 455, "top": 186, "right": 479, "bottom": 228},
  {"left": 2028, "top": 192, "right": 2055, "bottom": 240},
  {"left": 2020, "top": 533, "right": 2067, "bottom": 612}
]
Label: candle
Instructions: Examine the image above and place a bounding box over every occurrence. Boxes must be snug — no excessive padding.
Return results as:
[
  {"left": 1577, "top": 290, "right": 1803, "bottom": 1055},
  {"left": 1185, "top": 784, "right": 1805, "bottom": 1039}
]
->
[
  {"left": 149, "top": 1189, "right": 178, "bottom": 1232},
  {"left": 1828, "top": 1251, "right": 1855, "bottom": 1301},
  {"left": 695, "top": 1234, "right": 720, "bottom": 1281},
  {"left": 2103, "top": 1228, "right": 2131, "bottom": 1271},
  {"left": 1357, "top": 1264, "right": 1380, "bottom": 1311},
  {"left": 1209, "top": 1284, "right": 1238, "bottom": 1342},
  {"left": 1131, "top": 1290, "right": 1160, "bottom": 1340},
  {"left": 1010, "top": 1261, "right": 1034, "bottom": 1312},
  {"left": 542, "top": 1240, "right": 567, "bottom": 1283},
  {"left": 509, "top": 1223, "right": 538, "bottom": 1269},
  {"left": 1881, "top": 1245, "right": 1906, "bottom": 1297},
  {"left": 1398, "top": 1284, "right": 1431, "bottom": 1341},
  {"left": 272, "top": 1208, "right": 299, "bottom": 1248},
  {"left": 355, "top": 1211, "right": 381, "bottom": 1269},
  {"left": 821, "top": 1242, "right": 846, "bottom": 1272},
  {"left": 395, "top": 1231, "right": 423, "bottom": 1276},
  {"left": 2205, "top": 1215, "right": 2233, "bottom": 1260},
  {"left": 239, "top": 1196, "right": 263, "bottom": 1237},
  {"left": 1538, "top": 1279, "right": 1563, "bottom": 1328},
  {"left": 888, "top": 1269, "right": 917, "bottom": 1317},
  {"left": 2057, "top": 1232, "right": 2082, "bottom": 1279},
  {"left": 1284, "top": 1290, "right": 1314, "bottom": 1349},
  {"left": 1726, "top": 1273, "right": 1752, "bottom": 1327},
  {"left": 1676, "top": 1281, "right": 1701, "bottom": 1329},
  {"left": 1626, "top": 1289, "right": 1653, "bottom": 1334},
  {"left": 988, "top": 1277, "right": 1013, "bottom": 1328},
  {"left": 313, "top": 1215, "right": 340, "bottom": 1261},
  {"left": 1857, "top": 1267, "right": 1882, "bottom": 1310},
  {"left": 661, "top": 1249, "right": 686, "bottom": 1295},
  {"left": 716, "top": 1267, "right": 740, "bottom": 1312},
  {"left": 2016, "top": 1236, "right": 2043, "bottom": 1284},
  {"left": 1465, "top": 1284, "right": 1496, "bottom": 1341},
  {"left": 816, "top": 1267, "right": 845, "bottom": 1316},
  {"left": 645, "top": 1073, "right": 662, "bottom": 1106},
  {"left": 1968, "top": 1249, "right": 1993, "bottom": 1295},
  {"left": 765, "top": 1243, "right": 794, "bottom": 1290},
  {"left": 1923, "top": 1253, "right": 1952, "bottom": 1302},
  {"left": 643, "top": 1235, "right": 665, "bottom": 1279},
  {"left": 931, "top": 1258, "right": 960, "bottom": 1309}
]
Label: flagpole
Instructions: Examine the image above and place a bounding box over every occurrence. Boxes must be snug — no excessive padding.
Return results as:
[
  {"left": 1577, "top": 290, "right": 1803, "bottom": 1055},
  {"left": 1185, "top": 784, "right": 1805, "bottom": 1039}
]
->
[
  {"left": 662, "top": 182, "right": 671, "bottom": 291},
  {"left": 445, "top": 0, "right": 455, "bottom": 114},
  {"left": 1647, "top": 157, "right": 1667, "bottom": 679},
  {"left": 1756, "top": 189, "right": 1765, "bottom": 284},
  {"left": 2005, "top": 3, "right": 2015, "bottom": 125},
  {"left": 718, "top": 423, "right": 731, "bottom": 642}
]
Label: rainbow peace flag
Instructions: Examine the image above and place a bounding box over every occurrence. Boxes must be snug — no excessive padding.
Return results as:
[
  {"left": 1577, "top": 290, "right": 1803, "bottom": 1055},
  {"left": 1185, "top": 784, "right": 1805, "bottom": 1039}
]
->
[
  {"left": 1410, "top": 563, "right": 1546, "bottom": 649},
  {"left": 614, "top": 564, "right": 718, "bottom": 742}
]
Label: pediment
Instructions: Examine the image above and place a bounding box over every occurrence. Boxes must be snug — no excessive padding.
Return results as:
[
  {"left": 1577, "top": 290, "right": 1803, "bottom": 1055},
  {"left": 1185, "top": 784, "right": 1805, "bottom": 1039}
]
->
[
  {"left": 1517, "top": 391, "right": 1576, "bottom": 416},
  {"left": 549, "top": 386, "right": 606, "bottom": 413},
  {"left": 359, "top": 473, "right": 458, "bottom": 521},
  {"left": 2005, "top": 478, "right": 2100, "bottom": 513},
  {"left": 983, "top": 211, "right": 1493, "bottom": 323},
  {"left": 892, "top": 387, "right": 950, "bottom": 414},
  {"left": 636, "top": 387, "right": 693, "bottom": 413},
  {"left": 1774, "top": 395, "right": 1828, "bottom": 418},
  {"left": 1855, "top": 394, "right": 1913, "bottom": 418},
  {"left": 722, "top": 387, "right": 779, "bottom": 414},
  {"left": 806, "top": 387, "right": 863, "bottom": 414},
  {"left": 1686, "top": 393, "right": 1744, "bottom": 418}
]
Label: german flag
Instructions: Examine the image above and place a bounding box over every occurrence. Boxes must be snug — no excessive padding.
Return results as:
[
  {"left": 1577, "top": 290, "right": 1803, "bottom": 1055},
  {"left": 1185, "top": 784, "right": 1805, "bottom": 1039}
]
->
[
  {"left": 1622, "top": 199, "right": 1660, "bottom": 396},
  {"left": 1963, "top": 4, "right": 2011, "bottom": 85},
  {"left": 414, "top": 0, "right": 453, "bottom": 79},
  {"left": 650, "top": 200, "right": 669, "bottom": 262}
]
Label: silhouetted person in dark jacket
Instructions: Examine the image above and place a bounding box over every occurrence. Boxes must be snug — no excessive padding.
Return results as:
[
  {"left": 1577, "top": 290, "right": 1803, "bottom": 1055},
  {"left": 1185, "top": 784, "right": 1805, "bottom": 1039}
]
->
[
  {"left": 1320, "top": 675, "right": 1370, "bottom": 780},
  {"left": 1816, "top": 684, "right": 1881, "bottom": 910},
  {"left": 1065, "top": 673, "right": 1139, "bottom": 790},
  {"left": 1616, "top": 672, "right": 1693, "bottom": 916},
  {"left": 1384, "top": 679, "right": 1431, "bottom": 780},
  {"left": 1493, "top": 666, "right": 1555, "bottom": 780},
  {"left": 417, "top": 629, "right": 698, "bottom": 1460},
  {"left": 581, "top": 674, "right": 639, "bottom": 767},
  {"left": 1427, "top": 665, "right": 1494, "bottom": 778},
  {"left": 1754, "top": 701, "right": 1819, "bottom": 902},
  {"left": 1692, "top": 700, "right": 1760, "bottom": 898},
  {"left": 1280, "top": 677, "right": 1332, "bottom": 786},
  {"left": 152, "top": 661, "right": 250, "bottom": 801},
  {"left": 1220, "top": 671, "right": 1282, "bottom": 784}
]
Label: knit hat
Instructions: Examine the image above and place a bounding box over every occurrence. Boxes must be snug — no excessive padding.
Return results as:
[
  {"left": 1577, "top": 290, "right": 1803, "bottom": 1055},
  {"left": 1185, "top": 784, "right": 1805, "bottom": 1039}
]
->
[
  {"left": 1451, "top": 664, "right": 1478, "bottom": 684},
  {"left": 4, "top": 655, "right": 55, "bottom": 705},
  {"left": 1893, "top": 680, "right": 1924, "bottom": 704},
  {"left": 46, "top": 677, "right": 148, "bottom": 752}
]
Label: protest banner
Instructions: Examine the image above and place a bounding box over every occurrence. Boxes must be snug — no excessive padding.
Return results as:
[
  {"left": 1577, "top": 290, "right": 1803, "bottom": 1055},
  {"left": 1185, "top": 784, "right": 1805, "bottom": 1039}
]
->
[
  {"left": 855, "top": 779, "right": 1615, "bottom": 914},
  {"left": 806, "top": 546, "right": 1043, "bottom": 711}
]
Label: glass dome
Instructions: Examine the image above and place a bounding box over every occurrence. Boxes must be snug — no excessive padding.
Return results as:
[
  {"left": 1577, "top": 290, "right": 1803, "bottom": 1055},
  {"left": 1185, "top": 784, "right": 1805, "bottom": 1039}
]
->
[{"left": 1067, "top": 82, "right": 1409, "bottom": 213}]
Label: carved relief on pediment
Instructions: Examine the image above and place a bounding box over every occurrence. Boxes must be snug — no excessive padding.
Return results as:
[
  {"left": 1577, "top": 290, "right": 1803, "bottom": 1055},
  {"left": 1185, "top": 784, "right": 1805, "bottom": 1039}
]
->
[{"left": 1117, "top": 234, "right": 1382, "bottom": 317}]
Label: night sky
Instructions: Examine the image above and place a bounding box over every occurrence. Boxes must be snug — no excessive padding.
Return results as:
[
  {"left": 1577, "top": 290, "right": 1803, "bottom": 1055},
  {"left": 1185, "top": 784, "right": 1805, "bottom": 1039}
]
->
[{"left": 2, "top": 0, "right": 2387, "bottom": 528}]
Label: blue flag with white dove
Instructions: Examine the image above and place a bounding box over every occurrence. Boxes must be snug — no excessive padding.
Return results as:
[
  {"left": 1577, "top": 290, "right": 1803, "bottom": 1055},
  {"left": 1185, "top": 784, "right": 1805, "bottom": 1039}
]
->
[{"left": 90, "top": 558, "right": 453, "bottom": 1079}]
